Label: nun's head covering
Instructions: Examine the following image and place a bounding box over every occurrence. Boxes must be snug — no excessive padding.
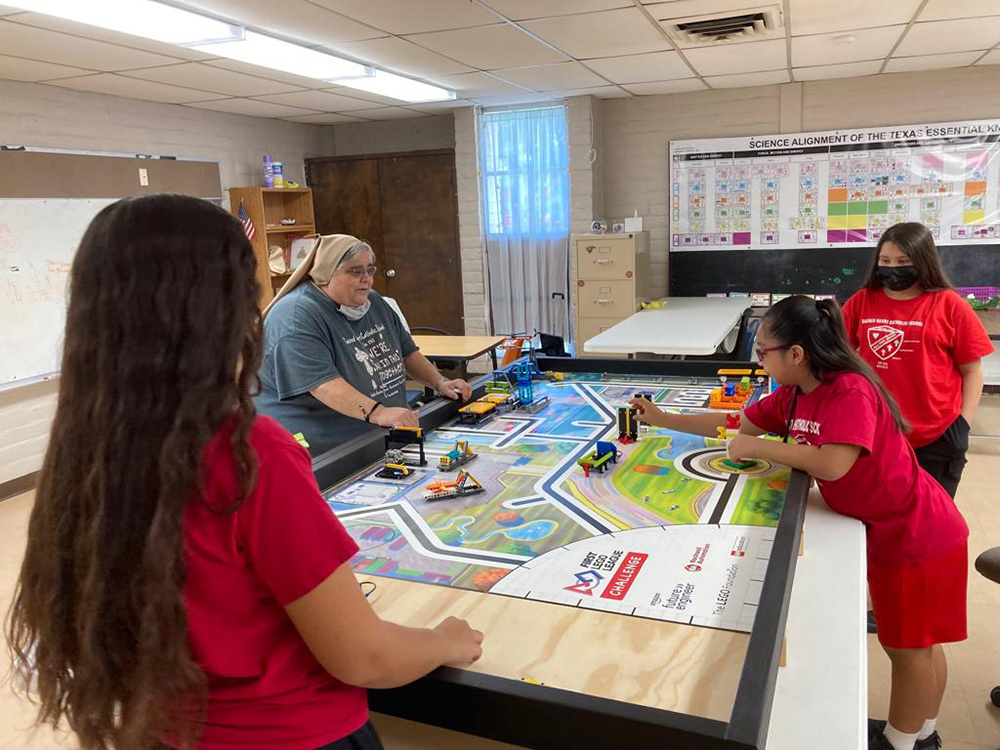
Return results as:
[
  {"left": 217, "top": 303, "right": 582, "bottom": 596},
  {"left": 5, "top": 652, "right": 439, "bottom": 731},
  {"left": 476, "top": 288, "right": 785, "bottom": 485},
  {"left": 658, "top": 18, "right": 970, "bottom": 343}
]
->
[{"left": 262, "top": 234, "right": 373, "bottom": 318}]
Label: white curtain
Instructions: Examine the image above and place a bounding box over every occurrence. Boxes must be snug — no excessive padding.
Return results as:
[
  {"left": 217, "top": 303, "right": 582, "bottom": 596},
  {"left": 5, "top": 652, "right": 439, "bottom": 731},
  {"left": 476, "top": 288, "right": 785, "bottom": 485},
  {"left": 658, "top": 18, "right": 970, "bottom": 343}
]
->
[{"left": 479, "top": 106, "right": 570, "bottom": 338}]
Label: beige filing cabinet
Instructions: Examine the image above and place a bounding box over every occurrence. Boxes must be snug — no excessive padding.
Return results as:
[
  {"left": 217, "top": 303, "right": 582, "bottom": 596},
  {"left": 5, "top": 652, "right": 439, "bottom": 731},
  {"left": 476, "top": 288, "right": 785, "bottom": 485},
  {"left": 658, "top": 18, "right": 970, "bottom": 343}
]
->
[{"left": 572, "top": 232, "right": 650, "bottom": 356}]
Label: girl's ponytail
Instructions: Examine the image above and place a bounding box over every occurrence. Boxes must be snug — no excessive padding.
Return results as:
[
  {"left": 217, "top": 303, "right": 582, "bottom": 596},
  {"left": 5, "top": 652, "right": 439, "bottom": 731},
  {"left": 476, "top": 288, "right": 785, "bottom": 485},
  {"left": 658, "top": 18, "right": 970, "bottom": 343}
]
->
[{"left": 763, "top": 296, "right": 908, "bottom": 432}]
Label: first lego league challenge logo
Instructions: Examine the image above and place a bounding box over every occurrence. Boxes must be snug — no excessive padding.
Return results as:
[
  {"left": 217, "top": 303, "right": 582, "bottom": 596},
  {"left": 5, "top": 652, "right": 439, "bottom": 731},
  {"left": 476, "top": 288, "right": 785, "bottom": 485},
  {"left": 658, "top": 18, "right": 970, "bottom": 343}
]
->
[{"left": 564, "top": 550, "right": 648, "bottom": 600}]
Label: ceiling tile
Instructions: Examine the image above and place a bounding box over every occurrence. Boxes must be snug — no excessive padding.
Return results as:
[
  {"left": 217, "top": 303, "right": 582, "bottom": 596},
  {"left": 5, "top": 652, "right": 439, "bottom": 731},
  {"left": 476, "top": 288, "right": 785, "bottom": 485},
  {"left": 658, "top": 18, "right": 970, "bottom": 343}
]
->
[
  {"left": 322, "top": 36, "right": 474, "bottom": 78},
  {"left": 494, "top": 62, "right": 607, "bottom": 91},
  {"left": 346, "top": 106, "right": 428, "bottom": 120},
  {"left": 187, "top": 98, "right": 320, "bottom": 118},
  {"left": 122, "top": 63, "right": 305, "bottom": 97},
  {"left": 486, "top": 0, "right": 631, "bottom": 20},
  {"left": 43, "top": 73, "right": 220, "bottom": 103},
  {"left": 684, "top": 38, "right": 787, "bottom": 76},
  {"left": 621, "top": 78, "right": 708, "bottom": 95},
  {"left": 549, "top": 84, "right": 632, "bottom": 98},
  {"left": 706, "top": 69, "right": 790, "bottom": 88},
  {"left": 975, "top": 49, "right": 1000, "bottom": 65},
  {"left": 585, "top": 50, "right": 692, "bottom": 83},
  {"left": 424, "top": 71, "right": 532, "bottom": 98},
  {"left": 307, "top": 0, "right": 498, "bottom": 35},
  {"left": 0, "top": 54, "right": 94, "bottom": 82},
  {"left": 792, "top": 60, "right": 882, "bottom": 81},
  {"left": 205, "top": 59, "right": 331, "bottom": 89},
  {"left": 178, "top": 0, "right": 385, "bottom": 44},
  {"left": 280, "top": 112, "right": 368, "bottom": 124},
  {"left": 253, "top": 89, "right": 378, "bottom": 111},
  {"left": 522, "top": 7, "right": 672, "bottom": 58},
  {"left": 920, "top": 0, "right": 1000, "bottom": 21},
  {"left": 791, "top": 26, "right": 905, "bottom": 67},
  {"left": 0, "top": 19, "right": 184, "bottom": 71},
  {"left": 404, "top": 23, "right": 566, "bottom": 69},
  {"left": 895, "top": 18, "right": 1000, "bottom": 56},
  {"left": 5, "top": 12, "right": 212, "bottom": 60},
  {"left": 885, "top": 51, "right": 983, "bottom": 73},
  {"left": 787, "top": 0, "right": 921, "bottom": 36}
]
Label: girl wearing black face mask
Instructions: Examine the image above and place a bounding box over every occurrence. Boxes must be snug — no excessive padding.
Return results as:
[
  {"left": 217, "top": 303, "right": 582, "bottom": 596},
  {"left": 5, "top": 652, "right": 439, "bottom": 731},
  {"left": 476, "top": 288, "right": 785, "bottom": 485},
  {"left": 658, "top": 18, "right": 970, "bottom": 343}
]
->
[{"left": 842, "top": 222, "right": 993, "bottom": 502}]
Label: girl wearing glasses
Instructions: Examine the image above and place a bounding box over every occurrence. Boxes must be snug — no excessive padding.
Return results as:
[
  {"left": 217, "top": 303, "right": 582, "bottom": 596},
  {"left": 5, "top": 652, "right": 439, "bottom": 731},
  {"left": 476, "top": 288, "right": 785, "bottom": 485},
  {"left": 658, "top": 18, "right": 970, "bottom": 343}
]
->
[
  {"left": 7, "top": 196, "right": 483, "bottom": 750},
  {"left": 257, "top": 234, "right": 472, "bottom": 456},
  {"left": 630, "top": 295, "right": 967, "bottom": 750},
  {"left": 842, "top": 222, "right": 992, "bottom": 500}
]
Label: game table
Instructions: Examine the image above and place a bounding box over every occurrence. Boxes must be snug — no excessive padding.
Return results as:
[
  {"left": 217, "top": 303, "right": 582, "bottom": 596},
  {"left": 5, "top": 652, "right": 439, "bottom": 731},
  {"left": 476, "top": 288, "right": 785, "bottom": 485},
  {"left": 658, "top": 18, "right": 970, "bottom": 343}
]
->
[{"left": 311, "top": 357, "right": 822, "bottom": 750}]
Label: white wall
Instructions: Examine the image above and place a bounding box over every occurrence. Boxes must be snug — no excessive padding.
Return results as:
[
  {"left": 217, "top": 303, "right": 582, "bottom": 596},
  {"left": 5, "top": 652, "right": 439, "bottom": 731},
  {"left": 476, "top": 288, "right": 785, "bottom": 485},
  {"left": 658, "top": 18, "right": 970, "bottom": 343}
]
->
[
  {"left": 329, "top": 114, "right": 454, "bottom": 156},
  {"left": 0, "top": 78, "right": 334, "bottom": 486}
]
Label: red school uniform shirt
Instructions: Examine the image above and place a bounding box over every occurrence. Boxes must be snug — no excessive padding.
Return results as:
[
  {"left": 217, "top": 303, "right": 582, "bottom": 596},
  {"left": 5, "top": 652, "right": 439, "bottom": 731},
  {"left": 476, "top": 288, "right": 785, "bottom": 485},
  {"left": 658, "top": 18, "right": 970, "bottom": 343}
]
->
[
  {"left": 743, "top": 373, "right": 967, "bottom": 567},
  {"left": 842, "top": 288, "right": 994, "bottom": 447},
  {"left": 180, "top": 415, "right": 366, "bottom": 750}
]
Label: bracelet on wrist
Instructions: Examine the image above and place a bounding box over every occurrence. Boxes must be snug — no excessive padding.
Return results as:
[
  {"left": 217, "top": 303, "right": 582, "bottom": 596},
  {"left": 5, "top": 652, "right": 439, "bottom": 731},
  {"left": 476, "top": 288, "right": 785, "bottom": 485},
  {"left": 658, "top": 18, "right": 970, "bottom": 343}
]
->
[{"left": 364, "top": 401, "right": 382, "bottom": 423}]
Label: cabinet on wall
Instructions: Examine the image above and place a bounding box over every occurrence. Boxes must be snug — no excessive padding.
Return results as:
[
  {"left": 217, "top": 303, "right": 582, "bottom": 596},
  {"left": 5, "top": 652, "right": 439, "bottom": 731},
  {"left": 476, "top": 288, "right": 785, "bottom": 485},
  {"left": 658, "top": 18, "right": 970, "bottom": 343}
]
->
[
  {"left": 228, "top": 187, "right": 316, "bottom": 304},
  {"left": 572, "top": 232, "right": 650, "bottom": 355}
]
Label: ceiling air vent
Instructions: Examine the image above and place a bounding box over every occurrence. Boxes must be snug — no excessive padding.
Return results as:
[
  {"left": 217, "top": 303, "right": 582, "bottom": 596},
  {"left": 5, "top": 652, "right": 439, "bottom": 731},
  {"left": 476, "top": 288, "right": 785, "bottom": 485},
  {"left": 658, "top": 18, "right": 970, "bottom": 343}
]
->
[{"left": 660, "top": 5, "right": 784, "bottom": 47}]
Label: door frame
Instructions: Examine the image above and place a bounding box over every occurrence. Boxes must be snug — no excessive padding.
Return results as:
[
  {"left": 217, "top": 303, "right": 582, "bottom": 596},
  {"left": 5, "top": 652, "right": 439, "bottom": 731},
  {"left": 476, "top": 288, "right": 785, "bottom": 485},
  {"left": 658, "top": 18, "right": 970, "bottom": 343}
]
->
[{"left": 305, "top": 149, "right": 464, "bottom": 334}]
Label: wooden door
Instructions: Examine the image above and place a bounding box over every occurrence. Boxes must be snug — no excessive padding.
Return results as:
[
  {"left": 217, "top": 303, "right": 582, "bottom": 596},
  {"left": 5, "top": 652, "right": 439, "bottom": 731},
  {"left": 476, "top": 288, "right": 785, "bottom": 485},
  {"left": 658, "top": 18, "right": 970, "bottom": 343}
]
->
[
  {"left": 377, "top": 152, "right": 463, "bottom": 334},
  {"left": 307, "top": 151, "right": 464, "bottom": 333},
  {"left": 307, "top": 157, "right": 387, "bottom": 296}
]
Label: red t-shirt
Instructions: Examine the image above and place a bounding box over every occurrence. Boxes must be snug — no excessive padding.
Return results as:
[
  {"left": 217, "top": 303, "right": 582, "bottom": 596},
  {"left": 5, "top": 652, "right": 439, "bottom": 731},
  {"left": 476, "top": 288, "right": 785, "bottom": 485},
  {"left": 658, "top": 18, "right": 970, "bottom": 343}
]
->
[
  {"left": 180, "top": 416, "right": 366, "bottom": 749},
  {"left": 842, "top": 288, "right": 994, "bottom": 447},
  {"left": 744, "top": 373, "right": 967, "bottom": 567}
]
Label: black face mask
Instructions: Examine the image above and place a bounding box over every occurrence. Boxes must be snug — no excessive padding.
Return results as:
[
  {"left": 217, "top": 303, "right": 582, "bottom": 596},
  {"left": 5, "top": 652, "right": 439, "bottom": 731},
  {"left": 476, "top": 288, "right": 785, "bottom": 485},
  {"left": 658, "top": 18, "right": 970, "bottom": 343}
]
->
[{"left": 876, "top": 265, "right": 919, "bottom": 291}]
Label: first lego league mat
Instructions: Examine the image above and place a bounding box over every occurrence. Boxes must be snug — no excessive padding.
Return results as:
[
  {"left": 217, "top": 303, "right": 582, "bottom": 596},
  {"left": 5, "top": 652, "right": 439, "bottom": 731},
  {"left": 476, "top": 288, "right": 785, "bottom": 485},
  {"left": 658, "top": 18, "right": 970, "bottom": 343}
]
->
[{"left": 324, "top": 372, "right": 788, "bottom": 633}]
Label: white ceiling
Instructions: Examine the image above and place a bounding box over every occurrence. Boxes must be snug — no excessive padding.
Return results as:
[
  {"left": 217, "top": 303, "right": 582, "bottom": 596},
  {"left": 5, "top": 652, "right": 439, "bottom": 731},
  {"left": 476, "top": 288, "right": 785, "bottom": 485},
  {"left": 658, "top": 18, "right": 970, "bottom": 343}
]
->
[{"left": 0, "top": 0, "right": 998, "bottom": 122}]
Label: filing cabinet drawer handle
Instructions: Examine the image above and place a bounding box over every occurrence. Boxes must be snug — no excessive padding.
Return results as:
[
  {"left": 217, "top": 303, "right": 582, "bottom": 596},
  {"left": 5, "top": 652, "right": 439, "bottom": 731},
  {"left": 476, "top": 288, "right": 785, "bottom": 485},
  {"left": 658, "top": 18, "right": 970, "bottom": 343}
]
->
[
  {"left": 594, "top": 258, "right": 612, "bottom": 265},
  {"left": 595, "top": 299, "right": 613, "bottom": 304}
]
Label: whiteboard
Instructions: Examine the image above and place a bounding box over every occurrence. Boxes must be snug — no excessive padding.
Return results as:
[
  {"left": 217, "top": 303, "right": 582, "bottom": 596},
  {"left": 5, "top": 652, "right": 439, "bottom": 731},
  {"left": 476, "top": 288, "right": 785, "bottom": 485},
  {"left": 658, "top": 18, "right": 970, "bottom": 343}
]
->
[{"left": 0, "top": 198, "right": 117, "bottom": 388}]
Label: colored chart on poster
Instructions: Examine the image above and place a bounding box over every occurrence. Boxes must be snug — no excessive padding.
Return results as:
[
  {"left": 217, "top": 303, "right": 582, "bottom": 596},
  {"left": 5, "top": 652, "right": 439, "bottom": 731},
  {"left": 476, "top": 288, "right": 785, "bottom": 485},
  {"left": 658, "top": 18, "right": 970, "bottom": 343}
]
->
[
  {"left": 670, "top": 118, "right": 1000, "bottom": 250},
  {"left": 324, "top": 373, "right": 790, "bottom": 634}
]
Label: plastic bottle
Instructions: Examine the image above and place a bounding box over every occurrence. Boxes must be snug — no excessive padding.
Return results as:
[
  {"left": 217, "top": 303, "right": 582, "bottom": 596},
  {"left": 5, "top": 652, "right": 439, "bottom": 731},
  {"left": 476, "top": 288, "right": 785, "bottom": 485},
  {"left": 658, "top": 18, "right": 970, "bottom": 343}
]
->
[{"left": 263, "top": 154, "right": 273, "bottom": 188}]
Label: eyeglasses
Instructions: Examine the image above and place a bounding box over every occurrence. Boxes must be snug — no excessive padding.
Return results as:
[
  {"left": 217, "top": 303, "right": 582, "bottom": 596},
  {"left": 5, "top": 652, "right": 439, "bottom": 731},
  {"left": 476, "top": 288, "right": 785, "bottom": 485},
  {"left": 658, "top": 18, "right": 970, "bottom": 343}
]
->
[
  {"left": 342, "top": 265, "right": 377, "bottom": 279},
  {"left": 755, "top": 344, "right": 791, "bottom": 360}
]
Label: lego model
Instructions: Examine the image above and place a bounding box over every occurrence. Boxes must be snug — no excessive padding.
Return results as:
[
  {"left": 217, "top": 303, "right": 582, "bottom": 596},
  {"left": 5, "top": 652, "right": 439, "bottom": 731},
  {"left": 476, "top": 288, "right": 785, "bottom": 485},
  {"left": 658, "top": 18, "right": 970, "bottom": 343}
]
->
[
  {"left": 458, "top": 399, "right": 498, "bottom": 424},
  {"left": 618, "top": 406, "right": 638, "bottom": 443},
  {"left": 439, "top": 440, "right": 477, "bottom": 471},
  {"left": 710, "top": 368, "right": 754, "bottom": 410},
  {"left": 385, "top": 426, "right": 427, "bottom": 466},
  {"left": 514, "top": 360, "right": 549, "bottom": 413},
  {"left": 423, "top": 470, "right": 485, "bottom": 501},
  {"left": 577, "top": 440, "right": 620, "bottom": 478}
]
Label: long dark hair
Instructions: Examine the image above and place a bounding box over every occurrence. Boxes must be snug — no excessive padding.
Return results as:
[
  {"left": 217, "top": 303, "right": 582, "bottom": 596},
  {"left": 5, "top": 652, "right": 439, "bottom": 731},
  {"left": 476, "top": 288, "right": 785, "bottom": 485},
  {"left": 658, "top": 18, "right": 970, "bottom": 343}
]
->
[
  {"left": 864, "top": 222, "right": 952, "bottom": 291},
  {"left": 763, "top": 296, "right": 908, "bottom": 432},
  {"left": 6, "top": 194, "right": 263, "bottom": 749}
]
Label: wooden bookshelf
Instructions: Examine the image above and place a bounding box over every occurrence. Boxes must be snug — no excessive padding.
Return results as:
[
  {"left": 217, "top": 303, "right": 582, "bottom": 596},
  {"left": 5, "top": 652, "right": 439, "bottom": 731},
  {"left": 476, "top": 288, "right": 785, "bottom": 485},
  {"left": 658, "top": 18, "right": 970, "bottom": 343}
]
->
[{"left": 228, "top": 186, "right": 316, "bottom": 303}]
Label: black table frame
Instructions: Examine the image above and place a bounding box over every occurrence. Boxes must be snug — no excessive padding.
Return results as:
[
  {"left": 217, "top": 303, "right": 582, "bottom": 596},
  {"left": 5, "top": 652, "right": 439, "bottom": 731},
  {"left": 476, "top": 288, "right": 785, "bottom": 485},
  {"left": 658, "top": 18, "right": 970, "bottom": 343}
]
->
[{"left": 312, "top": 357, "right": 810, "bottom": 750}]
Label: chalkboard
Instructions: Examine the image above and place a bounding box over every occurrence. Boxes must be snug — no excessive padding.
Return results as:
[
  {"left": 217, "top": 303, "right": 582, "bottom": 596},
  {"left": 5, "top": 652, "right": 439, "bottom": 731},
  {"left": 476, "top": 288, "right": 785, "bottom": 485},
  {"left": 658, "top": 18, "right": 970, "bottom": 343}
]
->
[{"left": 669, "top": 244, "right": 998, "bottom": 302}]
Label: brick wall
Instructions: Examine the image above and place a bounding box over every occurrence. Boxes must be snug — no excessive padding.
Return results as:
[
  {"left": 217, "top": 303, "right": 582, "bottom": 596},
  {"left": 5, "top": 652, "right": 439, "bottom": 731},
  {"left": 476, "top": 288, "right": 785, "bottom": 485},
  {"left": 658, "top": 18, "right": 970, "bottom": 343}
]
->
[{"left": 0, "top": 78, "right": 333, "bottom": 485}]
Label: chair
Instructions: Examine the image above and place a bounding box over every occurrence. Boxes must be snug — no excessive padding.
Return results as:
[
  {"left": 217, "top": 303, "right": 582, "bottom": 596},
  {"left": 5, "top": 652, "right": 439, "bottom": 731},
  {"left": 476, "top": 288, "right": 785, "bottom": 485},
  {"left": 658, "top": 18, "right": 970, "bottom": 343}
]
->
[
  {"left": 737, "top": 317, "right": 762, "bottom": 362},
  {"left": 975, "top": 547, "right": 1000, "bottom": 707}
]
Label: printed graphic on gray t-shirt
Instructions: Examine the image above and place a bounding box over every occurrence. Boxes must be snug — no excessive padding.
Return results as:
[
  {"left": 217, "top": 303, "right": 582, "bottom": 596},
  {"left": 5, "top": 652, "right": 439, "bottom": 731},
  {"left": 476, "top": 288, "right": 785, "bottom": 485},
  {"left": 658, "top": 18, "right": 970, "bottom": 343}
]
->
[{"left": 256, "top": 285, "right": 417, "bottom": 454}]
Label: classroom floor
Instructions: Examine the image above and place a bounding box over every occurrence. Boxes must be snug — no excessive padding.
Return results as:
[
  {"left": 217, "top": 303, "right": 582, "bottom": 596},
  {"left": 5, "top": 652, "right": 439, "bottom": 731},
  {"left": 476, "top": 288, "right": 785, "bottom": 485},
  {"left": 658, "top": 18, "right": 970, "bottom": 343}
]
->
[{"left": 2, "top": 447, "right": 999, "bottom": 750}]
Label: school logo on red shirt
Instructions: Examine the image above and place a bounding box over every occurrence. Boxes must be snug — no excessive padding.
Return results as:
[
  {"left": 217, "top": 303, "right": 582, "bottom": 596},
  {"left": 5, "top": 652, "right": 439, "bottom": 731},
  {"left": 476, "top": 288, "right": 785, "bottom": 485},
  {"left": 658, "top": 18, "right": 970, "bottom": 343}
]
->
[{"left": 867, "top": 325, "right": 905, "bottom": 361}]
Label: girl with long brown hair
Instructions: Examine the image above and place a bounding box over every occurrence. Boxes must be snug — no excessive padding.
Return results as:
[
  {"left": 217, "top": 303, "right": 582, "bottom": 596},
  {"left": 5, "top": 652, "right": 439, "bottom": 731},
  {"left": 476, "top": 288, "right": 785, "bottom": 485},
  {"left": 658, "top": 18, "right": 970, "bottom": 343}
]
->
[{"left": 7, "top": 194, "right": 482, "bottom": 750}]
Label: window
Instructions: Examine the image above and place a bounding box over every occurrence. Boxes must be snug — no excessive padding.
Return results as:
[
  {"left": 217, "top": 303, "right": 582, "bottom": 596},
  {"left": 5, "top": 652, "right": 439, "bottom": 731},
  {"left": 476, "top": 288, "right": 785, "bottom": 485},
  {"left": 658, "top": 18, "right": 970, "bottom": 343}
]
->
[{"left": 479, "top": 106, "right": 570, "bottom": 237}]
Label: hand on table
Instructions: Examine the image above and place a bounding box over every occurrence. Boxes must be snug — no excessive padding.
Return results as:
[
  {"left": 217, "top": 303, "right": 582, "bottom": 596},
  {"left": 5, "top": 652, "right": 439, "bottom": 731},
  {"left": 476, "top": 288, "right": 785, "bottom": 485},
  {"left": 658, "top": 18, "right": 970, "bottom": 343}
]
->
[
  {"left": 435, "top": 616, "right": 483, "bottom": 667},
  {"left": 727, "top": 434, "right": 763, "bottom": 462},
  {"left": 436, "top": 378, "right": 473, "bottom": 402},
  {"left": 370, "top": 406, "right": 420, "bottom": 429}
]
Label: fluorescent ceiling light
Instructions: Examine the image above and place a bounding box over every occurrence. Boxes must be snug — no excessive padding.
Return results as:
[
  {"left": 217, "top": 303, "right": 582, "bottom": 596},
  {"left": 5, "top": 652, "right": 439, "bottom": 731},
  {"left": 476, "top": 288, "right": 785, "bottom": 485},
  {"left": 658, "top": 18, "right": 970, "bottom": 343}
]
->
[
  {"left": 192, "top": 30, "right": 371, "bottom": 81},
  {"left": 3, "top": 0, "right": 243, "bottom": 46},
  {"left": 338, "top": 69, "right": 456, "bottom": 103}
]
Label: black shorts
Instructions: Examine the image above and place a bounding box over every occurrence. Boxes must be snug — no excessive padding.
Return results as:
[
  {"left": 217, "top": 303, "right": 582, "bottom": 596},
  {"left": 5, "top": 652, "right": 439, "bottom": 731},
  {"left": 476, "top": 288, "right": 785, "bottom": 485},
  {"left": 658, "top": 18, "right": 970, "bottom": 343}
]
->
[
  {"left": 914, "top": 415, "right": 971, "bottom": 500},
  {"left": 316, "top": 721, "right": 384, "bottom": 750}
]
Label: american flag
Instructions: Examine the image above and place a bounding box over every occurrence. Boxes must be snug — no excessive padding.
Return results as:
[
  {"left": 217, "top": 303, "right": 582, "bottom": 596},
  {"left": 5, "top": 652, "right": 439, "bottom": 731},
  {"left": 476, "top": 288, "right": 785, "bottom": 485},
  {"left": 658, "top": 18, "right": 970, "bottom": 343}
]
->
[{"left": 237, "top": 201, "right": 255, "bottom": 241}]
